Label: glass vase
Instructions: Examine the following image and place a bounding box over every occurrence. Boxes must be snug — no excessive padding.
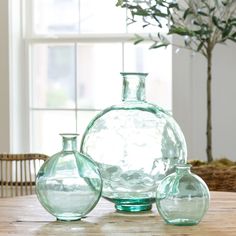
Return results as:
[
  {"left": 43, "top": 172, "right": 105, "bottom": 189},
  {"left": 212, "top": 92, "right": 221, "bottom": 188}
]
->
[
  {"left": 156, "top": 164, "right": 210, "bottom": 226},
  {"left": 36, "top": 134, "right": 102, "bottom": 221},
  {"left": 80, "top": 72, "right": 187, "bottom": 212}
]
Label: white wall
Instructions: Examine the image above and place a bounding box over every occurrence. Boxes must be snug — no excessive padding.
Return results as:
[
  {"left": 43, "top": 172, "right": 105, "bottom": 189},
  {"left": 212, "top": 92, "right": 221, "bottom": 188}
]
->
[
  {"left": 173, "top": 40, "right": 236, "bottom": 161},
  {"left": 0, "top": 0, "right": 10, "bottom": 152}
]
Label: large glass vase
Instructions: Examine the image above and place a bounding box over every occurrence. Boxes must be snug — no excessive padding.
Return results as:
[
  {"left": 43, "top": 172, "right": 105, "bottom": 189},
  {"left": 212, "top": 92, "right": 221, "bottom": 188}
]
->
[
  {"left": 36, "top": 134, "right": 102, "bottom": 221},
  {"left": 80, "top": 72, "right": 187, "bottom": 212}
]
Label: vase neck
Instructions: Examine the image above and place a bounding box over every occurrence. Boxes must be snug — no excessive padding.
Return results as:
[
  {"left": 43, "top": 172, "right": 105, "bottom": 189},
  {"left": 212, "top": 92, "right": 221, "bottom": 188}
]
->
[
  {"left": 175, "top": 164, "right": 191, "bottom": 175},
  {"left": 121, "top": 72, "right": 147, "bottom": 102},
  {"left": 61, "top": 134, "right": 78, "bottom": 152}
]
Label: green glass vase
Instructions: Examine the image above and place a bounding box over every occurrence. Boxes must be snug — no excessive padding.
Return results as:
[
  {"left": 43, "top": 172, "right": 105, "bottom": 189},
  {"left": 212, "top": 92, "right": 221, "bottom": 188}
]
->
[
  {"left": 36, "top": 134, "right": 102, "bottom": 221},
  {"left": 80, "top": 72, "right": 187, "bottom": 212},
  {"left": 156, "top": 164, "right": 210, "bottom": 226}
]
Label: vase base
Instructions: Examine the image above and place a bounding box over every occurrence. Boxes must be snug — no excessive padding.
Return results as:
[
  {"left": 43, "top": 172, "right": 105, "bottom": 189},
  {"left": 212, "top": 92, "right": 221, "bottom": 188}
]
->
[
  {"left": 115, "top": 203, "right": 152, "bottom": 212},
  {"left": 104, "top": 197, "right": 155, "bottom": 212},
  {"left": 166, "top": 219, "right": 199, "bottom": 226},
  {"left": 56, "top": 215, "right": 82, "bottom": 221}
]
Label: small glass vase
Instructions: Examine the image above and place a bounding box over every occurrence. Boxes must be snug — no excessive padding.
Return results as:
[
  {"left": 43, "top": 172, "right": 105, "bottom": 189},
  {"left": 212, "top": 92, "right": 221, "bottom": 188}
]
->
[
  {"left": 156, "top": 164, "right": 210, "bottom": 226},
  {"left": 36, "top": 134, "right": 103, "bottom": 221},
  {"left": 80, "top": 72, "right": 187, "bottom": 212}
]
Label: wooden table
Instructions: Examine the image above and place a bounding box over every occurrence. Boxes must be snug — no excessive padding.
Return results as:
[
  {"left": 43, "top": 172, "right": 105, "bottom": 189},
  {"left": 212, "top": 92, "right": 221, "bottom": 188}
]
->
[{"left": 0, "top": 192, "right": 235, "bottom": 236}]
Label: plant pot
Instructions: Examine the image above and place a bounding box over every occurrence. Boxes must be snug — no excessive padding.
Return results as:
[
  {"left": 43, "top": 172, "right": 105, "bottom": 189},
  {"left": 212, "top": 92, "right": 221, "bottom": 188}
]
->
[{"left": 190, "top": 159, "right": 236, "bottom": 192}]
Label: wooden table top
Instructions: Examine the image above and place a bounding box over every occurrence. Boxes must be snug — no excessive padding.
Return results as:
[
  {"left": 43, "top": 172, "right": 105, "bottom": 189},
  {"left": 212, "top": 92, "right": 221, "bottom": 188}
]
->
[{"left": 0, "top": 191, "right": 235, "bottom": 236}]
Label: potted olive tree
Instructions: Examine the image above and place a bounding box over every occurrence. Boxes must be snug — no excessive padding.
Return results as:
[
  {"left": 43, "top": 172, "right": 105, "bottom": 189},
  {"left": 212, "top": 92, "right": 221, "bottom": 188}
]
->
[{"left": 117, "top": 0, "right": 236, "bottom": 191}]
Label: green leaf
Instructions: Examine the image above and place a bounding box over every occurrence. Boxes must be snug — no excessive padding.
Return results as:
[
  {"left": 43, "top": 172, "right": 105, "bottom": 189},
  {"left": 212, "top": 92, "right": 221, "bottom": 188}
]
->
[
  {"left": 212, "top": 16, "right": 224, "bottom": 30},
  {"left": 133, "top": 7, "right": 149, "bottom": 17},
  {"left": 157, "top": 32, "right": 169, "bottom": 43},
  {"left": 197, "top": 10, "right": 208, "bottom": 17},
  {"left": 192, "top": 20, "right": 201, "bottom": 26},
  {"left": 210, "top": 7, "right": 216, "bottom": 13},
  {"left": 134, "top": 39, "right": 144, "bottom": 44},
  {"left": 222, "top": 1, "right": 228, "bottom": 6},
  {"left": 133, "top": 34, "right": 144, "bottom": 45},
  {"left": 143, "top": 23, "right": 150, "bottom": 28},
  {"left": 152, "top": 15, "right": 163, "bottom": 28},
  {"left": 183, "top": 8, "right": 193, "bottom": 20},
  {"left": 229, "top": 18, "right": 236, "bottom": 24},
  {"left": 116, "top": 0, "right": 124, "bottom": 7},
  {"left": 149, "top": 43, "right": 169, "bottom": 49},
  {"left": 169, "top": 26, "right": 195, "bottom": 36},
  {"left": 149, "top": 42, "right": 158, "bottom": 49},
  {"left": 197, "top": 41, "right": 205, "bottom": 51},
  {"left": 127, "top": 17, "right": 136, "bottom": 25},
  {"left": 168, "top": 3, "right": 179, "bottom": 9},
  {"left": 229, "top": 19, "right": 236, "bottom": 27},
  {"left": 222, "top": 25, "right": 233, "bottom": 38}
]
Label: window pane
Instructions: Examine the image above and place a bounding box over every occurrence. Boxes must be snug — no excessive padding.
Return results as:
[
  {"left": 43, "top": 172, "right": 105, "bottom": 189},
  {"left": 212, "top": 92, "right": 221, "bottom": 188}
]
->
[
  {"left": 124, "top": 43, "right": 172, "bottom": 111},
  {"left": 31, "top": 44, "right": 76, "bottom": 108},
  {"left": 76, "top": 43, "right": 123, "bottom": 109},
  {"left": 77, "top": 110, "right": 100, "bottom": 140},
  {"left": 80, "top": 0, "right": 126, "bottom": 33},
  {"left": 31, "top": 111, "right": 76, "bottom": 155},
  {"left": 33, "top": 0, "right": 126, "bottom": 35},
  {"left": 33, "top": 0, "right": 79, "bottom": 34},
  {"left": 31, "top": 110, "right": 101, "bottom": 155}
]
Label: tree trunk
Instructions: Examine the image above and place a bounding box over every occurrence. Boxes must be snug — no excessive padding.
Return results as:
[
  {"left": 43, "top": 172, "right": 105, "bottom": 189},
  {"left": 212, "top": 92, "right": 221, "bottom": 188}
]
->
[{"left": 206, "top": 47, "right": 213, "bottom": 163}]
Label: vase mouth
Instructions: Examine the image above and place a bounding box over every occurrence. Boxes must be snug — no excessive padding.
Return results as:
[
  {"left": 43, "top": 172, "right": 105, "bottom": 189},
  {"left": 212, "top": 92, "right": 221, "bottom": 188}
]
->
[
  {"left": 120, "top": 72, "right": 148, "bottom": 77},
  {"left": 175, "top": 163, "right": 192, "bottom": 169},
  {"left": 60, "top": 133, "right": 79, "bottom": 139}
]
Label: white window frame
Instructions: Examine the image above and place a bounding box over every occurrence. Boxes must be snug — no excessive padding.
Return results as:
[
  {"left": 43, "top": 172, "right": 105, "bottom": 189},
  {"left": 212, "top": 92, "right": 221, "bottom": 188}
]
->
[{"left": 5, "top": 0, "right": 190, "bottom": 154}]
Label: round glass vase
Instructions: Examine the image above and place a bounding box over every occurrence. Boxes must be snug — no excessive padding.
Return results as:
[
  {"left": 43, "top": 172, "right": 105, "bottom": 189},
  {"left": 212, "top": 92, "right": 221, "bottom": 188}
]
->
[
  {"left": 36, "top": 134, "right": 103, "bottom": 221},
  {"left": 80, "top": 72, "right": 187, "bottom": 212},
  {"left": 156, "top": 164, "right": 210, "bottom": 226}
]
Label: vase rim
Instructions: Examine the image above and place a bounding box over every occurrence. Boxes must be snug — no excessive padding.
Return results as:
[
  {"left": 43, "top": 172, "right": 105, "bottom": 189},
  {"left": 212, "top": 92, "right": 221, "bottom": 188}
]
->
[
  {"left": 120, "top": 72, "right": 148, "bottom": 77},
  {"left": 60, "top": 133, "right": 79, "bottom": 138},
  {"left": 175, "top": 163, "right": 192, "bottom": 169}
]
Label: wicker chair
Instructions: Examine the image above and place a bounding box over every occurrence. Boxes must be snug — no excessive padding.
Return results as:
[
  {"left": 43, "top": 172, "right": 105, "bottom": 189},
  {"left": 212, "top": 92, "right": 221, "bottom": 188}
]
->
[{"left": 0, "top": 153, "right": 48, "bottom": 197}]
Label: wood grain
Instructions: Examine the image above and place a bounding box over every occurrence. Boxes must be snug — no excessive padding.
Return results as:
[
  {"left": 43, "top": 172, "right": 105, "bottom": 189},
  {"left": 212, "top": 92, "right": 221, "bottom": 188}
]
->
[{"left": 0, "top": 192, "right": 235, "bottom": 236}]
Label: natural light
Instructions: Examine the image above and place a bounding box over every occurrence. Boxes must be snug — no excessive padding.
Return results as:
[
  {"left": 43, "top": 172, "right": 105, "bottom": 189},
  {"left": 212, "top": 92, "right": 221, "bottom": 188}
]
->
[{"left": 22, "top": 0, "right": 172, "bottom": 155}]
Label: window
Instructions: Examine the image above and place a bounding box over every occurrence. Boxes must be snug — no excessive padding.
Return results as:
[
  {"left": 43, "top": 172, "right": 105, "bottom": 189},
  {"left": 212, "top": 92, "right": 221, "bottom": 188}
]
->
[{"left": 13, "top": 0, "right": 172, "bottom": 155}]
